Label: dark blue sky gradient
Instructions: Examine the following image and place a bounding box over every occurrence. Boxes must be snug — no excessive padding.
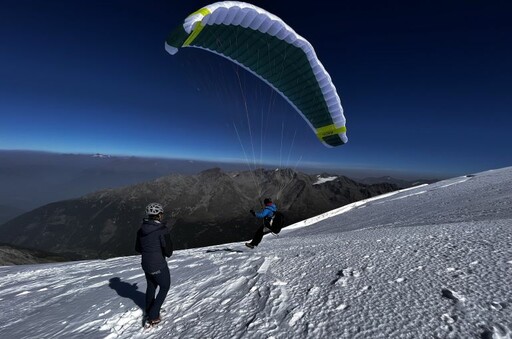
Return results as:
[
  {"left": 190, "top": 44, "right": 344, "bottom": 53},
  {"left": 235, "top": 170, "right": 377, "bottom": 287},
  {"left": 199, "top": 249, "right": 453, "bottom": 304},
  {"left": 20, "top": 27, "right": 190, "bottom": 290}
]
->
[{"left": 1, "top": 1, "right": 511, "bottom": 177}]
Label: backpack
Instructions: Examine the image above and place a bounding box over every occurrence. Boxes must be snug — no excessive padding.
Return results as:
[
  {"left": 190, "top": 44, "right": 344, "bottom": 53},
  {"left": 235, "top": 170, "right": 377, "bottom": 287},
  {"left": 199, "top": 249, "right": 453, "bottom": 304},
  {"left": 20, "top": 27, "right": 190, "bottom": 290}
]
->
[
  {"left": 269, "top": 211, "right": 285, "bottom": 233},
  {"left": 162, "top": 232, "right": 173, "bottom": 257}
]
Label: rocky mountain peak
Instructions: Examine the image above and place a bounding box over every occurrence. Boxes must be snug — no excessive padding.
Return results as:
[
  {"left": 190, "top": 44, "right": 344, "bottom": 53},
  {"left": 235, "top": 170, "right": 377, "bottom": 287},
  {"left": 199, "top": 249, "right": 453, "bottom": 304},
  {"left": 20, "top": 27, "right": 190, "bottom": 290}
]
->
[{"left": 0, "top": 168, "right": 400, "bottom": 260}]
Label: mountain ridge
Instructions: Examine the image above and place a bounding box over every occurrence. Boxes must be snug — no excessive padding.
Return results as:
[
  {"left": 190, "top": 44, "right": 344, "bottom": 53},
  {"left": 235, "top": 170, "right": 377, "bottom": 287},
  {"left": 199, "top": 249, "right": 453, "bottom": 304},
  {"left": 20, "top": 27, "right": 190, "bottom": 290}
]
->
[
  {"left": 0, "top": 150, "right": 442, "bottom": 211},
  {"left": 0, "top": 168, "right": 399, "bottom": 260}
]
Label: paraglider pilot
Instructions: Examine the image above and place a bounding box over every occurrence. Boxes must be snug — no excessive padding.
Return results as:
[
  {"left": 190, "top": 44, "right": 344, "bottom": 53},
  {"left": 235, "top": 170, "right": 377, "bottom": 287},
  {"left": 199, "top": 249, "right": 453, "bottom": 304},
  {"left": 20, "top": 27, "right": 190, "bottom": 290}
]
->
[{"left": 246, "top": 198, "right": 277, "bottom": 249}]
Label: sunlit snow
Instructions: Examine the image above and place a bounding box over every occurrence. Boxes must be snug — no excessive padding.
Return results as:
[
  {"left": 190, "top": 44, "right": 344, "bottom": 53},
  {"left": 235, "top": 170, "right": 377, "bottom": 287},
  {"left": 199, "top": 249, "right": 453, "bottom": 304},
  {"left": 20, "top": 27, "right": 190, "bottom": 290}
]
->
[{"left": 1, "top": 167, "right": 511, "bottom": 338}]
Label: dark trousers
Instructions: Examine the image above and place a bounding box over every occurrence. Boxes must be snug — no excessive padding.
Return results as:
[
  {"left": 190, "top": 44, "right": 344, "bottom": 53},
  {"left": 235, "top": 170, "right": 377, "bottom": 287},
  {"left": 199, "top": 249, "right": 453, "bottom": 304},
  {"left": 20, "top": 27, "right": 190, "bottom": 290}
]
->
[
  {"left": 250, "top": 220, "right": 273, "bottom": 246},
  {"left": 145, "top": 264, "right": 171, "bottom": 320}
]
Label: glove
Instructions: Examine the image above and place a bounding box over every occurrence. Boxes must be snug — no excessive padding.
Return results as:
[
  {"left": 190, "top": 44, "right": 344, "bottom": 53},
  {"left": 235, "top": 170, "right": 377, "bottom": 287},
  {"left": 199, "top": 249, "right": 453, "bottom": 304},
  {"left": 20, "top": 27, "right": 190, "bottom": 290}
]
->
[{"left": 250, "top": 209, "right": 256, "bottom": 216}]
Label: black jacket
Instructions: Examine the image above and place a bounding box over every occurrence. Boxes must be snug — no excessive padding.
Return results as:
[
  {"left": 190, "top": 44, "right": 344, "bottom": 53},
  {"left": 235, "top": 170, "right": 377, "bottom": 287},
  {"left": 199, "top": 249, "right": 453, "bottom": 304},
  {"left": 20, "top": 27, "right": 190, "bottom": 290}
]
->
[{"left": 135, "top": 219, "right": 173, "bottom": 273}]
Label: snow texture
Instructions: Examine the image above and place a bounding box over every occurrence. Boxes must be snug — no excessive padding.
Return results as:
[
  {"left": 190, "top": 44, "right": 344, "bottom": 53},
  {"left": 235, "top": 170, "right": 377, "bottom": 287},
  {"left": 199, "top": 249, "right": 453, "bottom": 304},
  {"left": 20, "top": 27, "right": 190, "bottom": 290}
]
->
[{"left": 0, "top": 167, "right": 511, "bottom": 338}]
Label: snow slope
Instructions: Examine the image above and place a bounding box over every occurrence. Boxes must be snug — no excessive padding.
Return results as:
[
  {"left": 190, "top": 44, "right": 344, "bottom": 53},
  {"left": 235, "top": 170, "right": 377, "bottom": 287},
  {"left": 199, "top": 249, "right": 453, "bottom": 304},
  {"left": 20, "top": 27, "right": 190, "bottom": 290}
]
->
[{"left": 0, "top": 167, "right": 511, "bottom": 339}]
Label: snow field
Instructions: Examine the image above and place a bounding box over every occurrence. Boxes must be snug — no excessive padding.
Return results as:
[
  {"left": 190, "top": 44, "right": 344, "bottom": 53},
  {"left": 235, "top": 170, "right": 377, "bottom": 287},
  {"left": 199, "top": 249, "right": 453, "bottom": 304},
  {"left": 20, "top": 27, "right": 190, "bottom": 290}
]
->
[{"left": 0, "top": 167, "right": 511, "bottom": 338}]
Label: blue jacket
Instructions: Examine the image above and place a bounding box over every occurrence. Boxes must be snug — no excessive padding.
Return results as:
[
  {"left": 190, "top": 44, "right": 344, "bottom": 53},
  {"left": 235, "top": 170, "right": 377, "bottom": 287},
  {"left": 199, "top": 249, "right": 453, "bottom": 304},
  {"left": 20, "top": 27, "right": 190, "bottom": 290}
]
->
[
  {"left": 135, "top": 219, "right": 173, "bottom": 273},
  {"left": 255, "top": 203, "right": 277, "bottom": 219}
]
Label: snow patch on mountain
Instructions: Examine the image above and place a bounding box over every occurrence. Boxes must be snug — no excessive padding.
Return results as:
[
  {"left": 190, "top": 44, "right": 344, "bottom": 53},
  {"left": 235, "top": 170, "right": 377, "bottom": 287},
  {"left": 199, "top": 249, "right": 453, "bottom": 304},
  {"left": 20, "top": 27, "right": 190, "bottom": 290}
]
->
[
  {"left": 313, "top": 175, "right": 338, "bottom": 185},
  {"left": 92, "top": 153, "right": 111, "bottom": 158}
]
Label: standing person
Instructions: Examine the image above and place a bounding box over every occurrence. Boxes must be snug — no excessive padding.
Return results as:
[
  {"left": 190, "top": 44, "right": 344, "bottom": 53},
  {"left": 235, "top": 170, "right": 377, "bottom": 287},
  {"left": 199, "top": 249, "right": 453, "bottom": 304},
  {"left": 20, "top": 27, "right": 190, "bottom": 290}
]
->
[
  {"left": 135, "top": 202, "right": 173, "bottom": 328},
  {"left": 245, "top": 198, "right": 277, "bottom": 249}
]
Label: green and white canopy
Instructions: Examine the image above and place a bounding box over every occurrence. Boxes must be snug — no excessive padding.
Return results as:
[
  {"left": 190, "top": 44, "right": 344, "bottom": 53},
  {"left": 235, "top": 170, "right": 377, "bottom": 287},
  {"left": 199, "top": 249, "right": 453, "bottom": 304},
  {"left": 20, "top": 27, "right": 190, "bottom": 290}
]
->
[{"left": 165, "top": 1, "right": 348, "bottom": 147}]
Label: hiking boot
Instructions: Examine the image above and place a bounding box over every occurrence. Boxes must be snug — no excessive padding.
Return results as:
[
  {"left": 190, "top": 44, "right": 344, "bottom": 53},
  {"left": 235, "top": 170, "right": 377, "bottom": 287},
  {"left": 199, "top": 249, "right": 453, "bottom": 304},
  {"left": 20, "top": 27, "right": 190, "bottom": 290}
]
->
[{"left": 149, "top": 316, "right": 161, "bottom": 326}]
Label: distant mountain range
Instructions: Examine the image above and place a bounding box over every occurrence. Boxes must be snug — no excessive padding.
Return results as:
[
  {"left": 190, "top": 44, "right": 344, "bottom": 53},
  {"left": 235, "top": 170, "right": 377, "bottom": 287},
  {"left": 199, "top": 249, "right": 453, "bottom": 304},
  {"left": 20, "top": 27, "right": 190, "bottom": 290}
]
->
[
  {"left": 0, "top": 150, "right": 443, "bottom": 215},
  {"left": 357, "top": 176, "right": 439, "bottom": 187},
  {"left": 0, "top": 168, "right": 400, "bottom": 261},
  {"left": 0, "top": 150, "right": 250, "bottom": 212}
]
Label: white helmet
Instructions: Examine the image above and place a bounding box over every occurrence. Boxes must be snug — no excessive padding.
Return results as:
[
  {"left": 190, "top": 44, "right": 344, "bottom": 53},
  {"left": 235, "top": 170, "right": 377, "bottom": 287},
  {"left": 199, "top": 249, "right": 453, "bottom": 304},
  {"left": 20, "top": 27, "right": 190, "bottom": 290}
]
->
[{"left": 145, "top": 202, "right": 164, "bottom": 216}]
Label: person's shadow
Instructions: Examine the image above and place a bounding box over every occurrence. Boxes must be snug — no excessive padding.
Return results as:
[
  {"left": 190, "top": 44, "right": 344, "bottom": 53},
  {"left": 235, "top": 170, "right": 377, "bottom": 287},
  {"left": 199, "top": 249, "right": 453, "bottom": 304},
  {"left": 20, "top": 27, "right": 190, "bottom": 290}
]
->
[{"left": 109, "top": 277, "right": 145, "bottom": 310}]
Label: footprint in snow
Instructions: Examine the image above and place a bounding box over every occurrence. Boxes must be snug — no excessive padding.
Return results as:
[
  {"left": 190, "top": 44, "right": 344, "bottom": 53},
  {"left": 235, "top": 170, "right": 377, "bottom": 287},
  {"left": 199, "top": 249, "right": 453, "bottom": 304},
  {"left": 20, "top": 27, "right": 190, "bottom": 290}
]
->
[
  {"left": 331, "top": 268, "right": 360, "bottom": 286},
  {"left": 353, "top": 285, "right": 372, "bottom": 297},
  {"left": 441, "top": 313, "right": 458, "bottom": 324},
  {"left": 490, "top": 301, "right": 507, "bottom": 311},
  {"left": 330, "top": 271, "right": 348, "bottom": 286},
  {"left": 480, "top": 323, "right": 512, "bottom": 339},
  {"left": 441, "top": 288, "right": 465, "bottom": 303}
]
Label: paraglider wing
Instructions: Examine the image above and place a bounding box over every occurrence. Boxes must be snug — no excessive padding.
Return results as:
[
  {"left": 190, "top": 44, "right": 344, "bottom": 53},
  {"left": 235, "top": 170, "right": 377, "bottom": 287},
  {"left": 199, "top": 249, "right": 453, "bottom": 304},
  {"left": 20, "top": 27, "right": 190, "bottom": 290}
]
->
[{"left": 165, "top": 1, "right": 347, "bottom": 147}]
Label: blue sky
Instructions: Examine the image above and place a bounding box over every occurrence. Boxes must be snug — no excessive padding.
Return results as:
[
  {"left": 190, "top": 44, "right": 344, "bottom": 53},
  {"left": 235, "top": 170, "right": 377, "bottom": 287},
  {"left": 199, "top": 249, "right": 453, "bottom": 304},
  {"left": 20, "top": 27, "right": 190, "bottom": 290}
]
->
[{"left": 1, "top": 0, "right": 511, "bottom": 177}]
